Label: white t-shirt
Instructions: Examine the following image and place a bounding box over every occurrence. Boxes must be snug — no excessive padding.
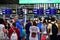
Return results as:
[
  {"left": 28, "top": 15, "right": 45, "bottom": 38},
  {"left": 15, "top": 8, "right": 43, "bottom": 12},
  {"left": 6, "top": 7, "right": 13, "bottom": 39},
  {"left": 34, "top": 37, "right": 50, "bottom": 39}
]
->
[
  {"left": 11, "top": 32, "right": 18, "bottom": 40},
  {"left": 0, "top": 24, "right": 5, "bottom": 39},
  {"left": 29, "top": 26, "right": 39, "bottom": 40},
  {"left": 41, "top": 24, "right": 47, "bottom": 35}
]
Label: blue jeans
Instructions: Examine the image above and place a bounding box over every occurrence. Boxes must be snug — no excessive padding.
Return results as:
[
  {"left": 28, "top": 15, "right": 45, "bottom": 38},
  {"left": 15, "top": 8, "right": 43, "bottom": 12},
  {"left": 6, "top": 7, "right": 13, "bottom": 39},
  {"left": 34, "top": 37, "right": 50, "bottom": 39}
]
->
[
  {"left": 38, "top": 34, "right": 41, "bottom": 40},
  {"left": 26, "top": 33, "right": 29, "bottom": 40}
]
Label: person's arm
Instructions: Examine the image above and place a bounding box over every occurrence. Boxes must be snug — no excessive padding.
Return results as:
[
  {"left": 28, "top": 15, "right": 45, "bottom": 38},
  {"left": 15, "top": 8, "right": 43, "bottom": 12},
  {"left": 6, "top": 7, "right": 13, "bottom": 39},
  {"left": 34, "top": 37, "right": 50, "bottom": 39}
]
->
[
  {"left": 3, "top": 27, "right": 6, "bottom": 33},
  {"left": 29, "top": 26, "right": 32, "bottom": 33},
  {"left": 25, "top": 24, "right": 27, "bottom": 31},
  {"left": 2, "top": 25, "right": 7, "bottom": 33},
  {"left": 55, "top": 23, "right": 58, "bottom": 28},
  {"left": 47, "top": 24, "right": 51, "bottom": 33},
  {"left": 37, "top": 27, "right": 41, "bottom": 34}
]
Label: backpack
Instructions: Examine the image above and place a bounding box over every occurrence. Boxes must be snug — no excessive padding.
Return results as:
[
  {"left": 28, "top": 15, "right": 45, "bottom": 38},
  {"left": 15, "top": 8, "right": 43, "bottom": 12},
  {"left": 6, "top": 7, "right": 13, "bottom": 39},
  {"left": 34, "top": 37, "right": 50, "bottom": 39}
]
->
[
  {"left": 52, "top": 23, "right": 58, "bottom": 35},
  {"left": 10, "top": 28, "right": 18, "bottom": 40}
]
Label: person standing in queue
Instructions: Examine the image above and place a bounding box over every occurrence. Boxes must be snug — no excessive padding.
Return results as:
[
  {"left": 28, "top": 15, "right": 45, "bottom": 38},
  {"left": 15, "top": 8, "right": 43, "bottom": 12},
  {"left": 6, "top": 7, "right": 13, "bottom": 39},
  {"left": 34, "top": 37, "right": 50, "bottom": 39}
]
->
[
  {"left": 37, "top": 18, "right": 43, "bottom": 40},
  {"left": 48, "top": 17, "right": 58, "bottom": 40},
  {"left": 4, "top": 19, "right": 11, "bottom": 40},
  {"left": 25, "top": 20, "right": 32, "bottom": 40},
  {"left": 0, "top": 18, "right": 6, "bottom": 40},
  {"left": 41, "top": 20, "right": 48, "bottom": 40},
  {"left": 8, "top": 22, "right": 20, "bottom": 40},
  {"left": 13, "top": 17, "right": 24, "bottom": 40},
  {"left": 29, "top": 21, "right": 40, "bottom": 40},
  {"left": 4, "top": 19, "right": 11, "bottom": 30}
]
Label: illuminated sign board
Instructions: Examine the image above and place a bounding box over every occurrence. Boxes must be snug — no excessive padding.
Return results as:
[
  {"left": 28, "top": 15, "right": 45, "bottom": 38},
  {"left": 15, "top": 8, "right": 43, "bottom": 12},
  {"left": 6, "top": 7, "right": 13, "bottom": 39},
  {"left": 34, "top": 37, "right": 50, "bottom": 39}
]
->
[
  {"left": 19, "top": 0, "right": 60, "bottom": 4},
  {"left": 33, "top": 9, "right": 39, "bottom": 15},
  {"left": 27, "top": 8, "right": 33, "bottom": 14},
  {"left": 51, "top": 8, "right": 56, "bottom": 15},
  {"left": 2, "top": 9, "right": 12, "bottom": 14},
  {"left": 12, "top": 9, "right": 16, "bottom": 14},
  {"left": 39, "top": 8, "right": 44, "bottom": 15},
  {"left": 33, "top": 8, "right": 44, "bottom": 15},
  {"left": 57, "top": 9, "right": 60, "bottom": 14},
  {"left": 17, "top": 9, "right": 24, "bottom": 14},
  {"left": 46, "top": 8, "right": 56, "bottom": 15}
]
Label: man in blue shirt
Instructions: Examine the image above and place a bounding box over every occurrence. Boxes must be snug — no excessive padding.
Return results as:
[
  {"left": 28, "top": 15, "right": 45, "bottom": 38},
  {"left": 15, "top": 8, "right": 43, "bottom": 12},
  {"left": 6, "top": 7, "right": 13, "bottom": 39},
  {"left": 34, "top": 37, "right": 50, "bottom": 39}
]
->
[
  {"left": 14, "top": 17, "right": 23, "bottom": 40},
  {"left": 37, "top": 18, "right": 43, "bottom": 40}
]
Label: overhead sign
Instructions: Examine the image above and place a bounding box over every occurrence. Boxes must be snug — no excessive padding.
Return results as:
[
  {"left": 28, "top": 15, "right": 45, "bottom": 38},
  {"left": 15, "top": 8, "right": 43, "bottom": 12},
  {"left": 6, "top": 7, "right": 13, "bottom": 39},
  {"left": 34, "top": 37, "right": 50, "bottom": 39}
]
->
[
  {"left": 27, "top": 8, "right": 33, "bottom": 14},
  {"left": 12, "top": 9, "right": 16, "bottom": 14},
  {"left": 51, "top": 8, "right": 56, "bottom": 15},
  {"left": 17, "top": 9, "right": 24, "bottom": 14},
  {"left": 19, "top": 0, "right": 60, "bottom": 4},
  {"left": 33, "top": 8, "right": 44, "bottom": 15},
  {"left": 57, "top": 9, "right": 60, "bottom": 14},
  {"left": 2, "top": 9, "right": 12, "bottom": 14},
  {"left": 39, "top": 8, "right": 44, "bottom": 15},
  {"left": 46, "top": 8, "right": 56, "bottom": 15},
  {"left": 33, "top": 9, "right": 39, "bottom": 15}
]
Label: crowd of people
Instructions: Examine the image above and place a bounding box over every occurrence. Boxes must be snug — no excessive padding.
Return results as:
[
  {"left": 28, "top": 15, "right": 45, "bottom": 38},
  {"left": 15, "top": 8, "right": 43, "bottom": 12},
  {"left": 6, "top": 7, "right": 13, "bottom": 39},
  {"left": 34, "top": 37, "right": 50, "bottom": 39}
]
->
[{"left": 0, "top": 17, "right": 59, "bottom": 40}]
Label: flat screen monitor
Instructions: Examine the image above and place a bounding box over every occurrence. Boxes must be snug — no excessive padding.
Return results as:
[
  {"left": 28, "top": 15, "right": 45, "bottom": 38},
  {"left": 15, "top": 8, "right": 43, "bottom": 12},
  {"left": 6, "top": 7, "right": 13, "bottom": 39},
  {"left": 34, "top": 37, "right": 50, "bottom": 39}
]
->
[
  {"left": 27, "top": 8, "right": 33, "bottom": 14},
  {"left": 46, "top": 8, "right": 51, "bottom": 15},
  {"left": 12, "top": 9, "right": 16, "bottom": 14},
  {"left": 51, "top": 8, "right": 56, "bottom": 15},
  {"left": 17, "top": 9, "right": 24, "bottom": 14},
  {"left": 57, "top": 9, "right": 60, "bottom": 14},
  {"left": 34, "top": 8, "right": 44, "bottom": 15},
  {"left": 33, "top": 9, "right": 39, "bottom": 15},
  {"left": 39, "top": 8, "right": 44, "bottom": 15},
  {"left": 2, "top": 9, "right": 12, "bottom": 14}
]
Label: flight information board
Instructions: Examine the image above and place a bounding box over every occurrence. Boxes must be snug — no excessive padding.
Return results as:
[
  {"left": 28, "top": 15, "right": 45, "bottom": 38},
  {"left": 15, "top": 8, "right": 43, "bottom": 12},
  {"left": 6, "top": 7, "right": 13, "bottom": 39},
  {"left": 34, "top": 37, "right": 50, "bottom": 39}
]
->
[
  {"left": 33, "top": 8, "right": 44, "bottom": 15},
  {"left": 46, "top": 8, "right": 56, "bottom": 15},
  {"left": 2, "top": 9, "right": 12, "bottom": 14},
  {"left": 57, "top": 9, "right": 60, "bottom": 14},
  {"left": 19, "top": 0, "right": 60, "bottom": 4}
]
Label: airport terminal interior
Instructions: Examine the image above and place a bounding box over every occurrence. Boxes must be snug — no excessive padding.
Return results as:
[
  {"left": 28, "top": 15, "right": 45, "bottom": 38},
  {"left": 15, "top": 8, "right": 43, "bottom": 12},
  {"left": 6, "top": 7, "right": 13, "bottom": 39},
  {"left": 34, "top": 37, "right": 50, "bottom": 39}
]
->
[{"left": 0, "top": 0, "right": 60, "bottom": 40}]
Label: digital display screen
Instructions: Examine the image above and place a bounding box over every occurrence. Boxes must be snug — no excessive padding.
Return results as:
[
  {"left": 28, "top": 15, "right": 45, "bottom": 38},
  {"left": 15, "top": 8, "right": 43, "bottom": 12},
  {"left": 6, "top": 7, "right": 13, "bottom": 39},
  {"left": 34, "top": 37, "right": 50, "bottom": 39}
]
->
[
  {"left": 51, "top": 8, "right": 56, "bottom": 15},
  {"left": 17, "top": 9, "right": 24, "bottom": 14},
  {"left": 33, "top": 8, "right": 44, "bottom": 15},
  {"left": 46, "top": 8, "right": 56, "bottom": 15},
  {"left": 46, "top": 8, "right": 51, "bottom": 15},
  {"left": 19, "top": 0, "right": 60, "bottom": 4},
  {"left": 27, "top": 8, "right": 33, "bottom": 14},
  {"left": 39, "top": 8, "right": 44, "bottom": 15},
  {"left": 33, "top": 9, "right": 39, "bottom": 15},
  {"left": 2, "top": 9, "right": 12, "bottom": 14},
  {"left": 12, "top": 9, "right": 16, "bottom": 14},
  {"left": 57, "top": 9, "right": 60, "bottom": 14}
]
